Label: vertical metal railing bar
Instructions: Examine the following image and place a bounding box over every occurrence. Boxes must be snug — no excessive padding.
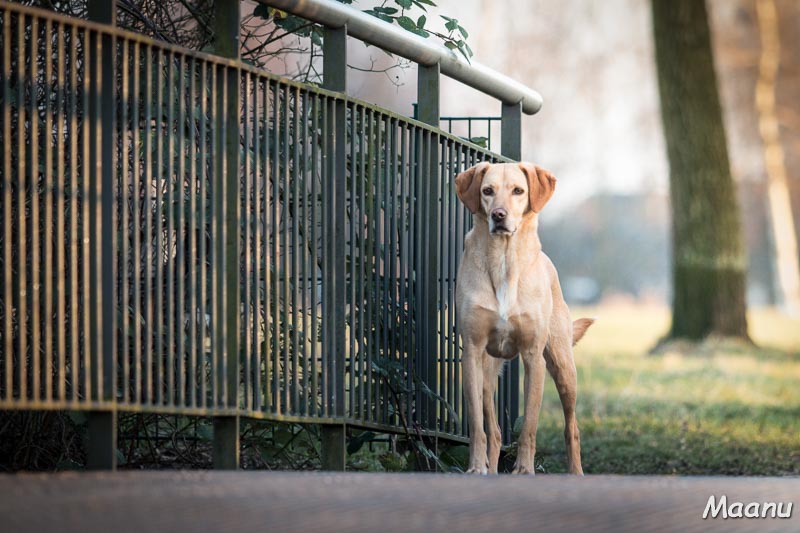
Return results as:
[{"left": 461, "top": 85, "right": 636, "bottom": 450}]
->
[
  {"left": 251, "top": 73, "right": 262, "bottom": 413},
  {"left": 131, "top": 40, "right": 141, "bottom": 406},
  {"left": 55, "top": 18, "right": 67, "bottom": 403},
  {"left": 142, "top": 43, "right": 153, "bottom": 405},
  {"left": 447, "top": 140, "right": 457, "bottom": 434},
  {"left": 241, "top": 71, "right": 251, "bottom": 411},
  {"left": 309, "top": 92, "right": 318, "bottom": 418},
  {"left": 374, "top": 113, "right": 389, "bottom": 422},
  {"left": 29, "top": 15, "right": 40, "bottom": 402},
  {"left": 364, "top": 107, "right": 374, "bottom": 423},
  {"left": 198, "top": 59, "right": 208, "bottom": 409},
  {"left": 377, "top": 112, "right": 386, "bottom": 424},
  {"left": 443, "top": 139, "right": 451, "bottom": 432},
  {"left": 260, "top": 77, "right": 271, "bottom": 413},
  {"left": 281, "top": 83, "right": 290, "bottom": 415},
  {"left": 454, "top": 146, "right": 466, "bottom": 435},
  {"left": 218, "top": 61, "right": 229, "bottom": 409},
  {"left": 271, "top": 79, "right": 280, "bottom": 416},
  {"left": 406, "top": 124, "right": 416, "bottom": 426},
  {"left": 291, "top": 86, "right": 301, "bottom": 416},
  {"left": 165, "top": 49, "right": 176, "bottom": 408},
  {"left": 359, "top": 107, "right": 366, "bottom": 423},
  {"left": 209, "top": 61, "right": 219, "bottom": 408},
  {"left": 320, "top": 94, "right": 329, "bottom": 418},
  {"left": 413, "top": 128, "right": 424, "bottom": 427},
  {"left": 348, "top": 103, "right": 356, "bottom": 419},
  {"left": 357, "top": 105, "right": 367, "bottom": 422},
  {"left": 437, "top": 138, "right": 447, "bottom": 431},
  {"left": 68, "top": 24, "right": 79, "bottom": 404},
  {"left": 80, "top": 26, "right": 91, "bottom": 402},
  {"left": 100, "top": 25, "right": 116, "bottom": 405},
  {"left": 177, "top": 52, "right": 187, "bottom": 408},
  {"left": 119, "top": 37, "right": 130, "bottom": 405},
  {"left": 300, "top": 90, "right": 309, "bottom": 418},
  {"left": 444, "top": 139, "right": 453, "bottom": 433},
  {"left": 387, "top": 116, "right": 396, "bottom": 427},
  {"left": 42, "top": 18, "right": 54, "bottom": 404},
  {"left": 14, "top": 11, "right": 26, "bottom": 403},
  {"left": 186, "top": 54, "right": 196, "bottom": 409},
  {"left": 1, "top": 9, "right": 11, "bottom": 402},
  {"left": 154, "top": 47, "right": 165, "bottom": 406},
  {"left": 407, "top": 125, "right": 417, "bottom": 425},
  {"left": 400, "top": 123, "right": 411, "bottom": 427}
]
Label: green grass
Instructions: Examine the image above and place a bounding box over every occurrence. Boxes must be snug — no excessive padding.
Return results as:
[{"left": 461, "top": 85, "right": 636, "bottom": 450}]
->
[{"left": 529, "top": 305, "right": 800, "bottom": 475}]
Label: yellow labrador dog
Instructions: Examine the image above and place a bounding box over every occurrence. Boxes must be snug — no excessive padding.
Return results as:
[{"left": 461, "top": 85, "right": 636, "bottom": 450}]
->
[{"left": 455, "top": 162, "right": 593, "bottom": 475}]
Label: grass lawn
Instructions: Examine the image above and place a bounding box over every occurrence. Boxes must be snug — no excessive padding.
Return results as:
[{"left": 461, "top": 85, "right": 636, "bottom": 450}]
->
[{"left": 529, "top": 305, "right": 800, "bottom": 475}]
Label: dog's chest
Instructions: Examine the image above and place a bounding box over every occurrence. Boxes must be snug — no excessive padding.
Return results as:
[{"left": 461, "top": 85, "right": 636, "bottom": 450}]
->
[
  {"left": 483, "top": 251, "right": 541, "bottom": 359},
  {"left": 489, "top": 255, "right": 516, "bottom": 320}
]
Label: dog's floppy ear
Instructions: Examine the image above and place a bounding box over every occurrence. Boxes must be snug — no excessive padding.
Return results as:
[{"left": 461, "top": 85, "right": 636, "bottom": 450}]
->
[
  {"left": 519, "top": 163, "right": 556, "bottom": 213},
  {"left": 455, "top": 162, "right": 491, "bottom": 214}
]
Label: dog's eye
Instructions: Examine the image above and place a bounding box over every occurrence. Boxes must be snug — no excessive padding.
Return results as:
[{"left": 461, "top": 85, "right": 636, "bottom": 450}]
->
[
  {"left": 513, "top": 187, "right": 525, "bottom": 195},
  {"left": 482, "top": 187, "right": 494, "bottom": 196}
]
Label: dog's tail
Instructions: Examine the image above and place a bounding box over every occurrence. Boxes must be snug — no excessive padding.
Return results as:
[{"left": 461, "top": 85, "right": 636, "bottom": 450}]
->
[{"left": 572, "top": 318, "right": 595, "bottom": 346}]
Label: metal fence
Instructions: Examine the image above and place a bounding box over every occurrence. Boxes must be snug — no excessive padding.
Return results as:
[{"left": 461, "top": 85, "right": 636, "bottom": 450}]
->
[{"left": 0, "top": 0, "right": 537, "bottom": 469}]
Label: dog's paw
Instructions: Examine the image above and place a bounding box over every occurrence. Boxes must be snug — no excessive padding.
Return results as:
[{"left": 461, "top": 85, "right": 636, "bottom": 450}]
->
[
  {"left": 511, "top": 463, "right": 535, "bottom": 475},
  {"left": 465, "top": 466, "right": 488, "bottom": 475}
]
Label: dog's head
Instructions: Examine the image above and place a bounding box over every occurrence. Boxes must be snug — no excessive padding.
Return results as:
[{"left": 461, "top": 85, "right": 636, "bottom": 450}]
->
[{"left": 455, "top": 162, "right": 556, "bottom": 235}]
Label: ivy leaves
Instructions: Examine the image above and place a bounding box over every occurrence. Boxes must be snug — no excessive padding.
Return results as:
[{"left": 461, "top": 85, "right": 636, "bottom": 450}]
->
[{"left": 254, "top": 0, "right": 474, "bottom": 63}]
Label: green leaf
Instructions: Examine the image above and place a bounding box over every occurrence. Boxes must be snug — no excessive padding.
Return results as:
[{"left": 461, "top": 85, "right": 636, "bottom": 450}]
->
[
  {"left": 374, "top": 6, "right": 398, "bottom": 14},
  {"left": 458, "top": 25, "right": 469, "bottom": 39},
  {"left": 411, "top": 0, "right": 429, "bottom": 11},
  {"left": 444, "top": 41, "right": 458, "bottom": 50},
  {"left": 396, "top": 15, "right": 418, "bottom": 32},
  {"left": 395, "top": 0, "right": 413, "bottom": 8},
  {"left": 469, "top": 136, "right": 489, "bottom": 148},
  {"left": 364, "top": 9, "right": 395, "bottom": 24},
  {"left": 417, "top": 15, "right": 427, "bottom": 28}
]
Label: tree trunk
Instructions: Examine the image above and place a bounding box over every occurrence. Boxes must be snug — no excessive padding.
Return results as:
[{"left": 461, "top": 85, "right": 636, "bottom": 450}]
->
[
  {"left": 651, "top": 0, "right": 749, "bottom": 339},
  {"left": 755, "top": 0, "right": 800, "bottom": 316}
]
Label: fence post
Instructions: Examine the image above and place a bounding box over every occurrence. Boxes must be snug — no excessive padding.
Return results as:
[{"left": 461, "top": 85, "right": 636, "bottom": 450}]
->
[
  {"left": 212, "top": 0, "right": 241, "bottom": 470},
  {"left": 416, "top": 64, "right": 441, "bottom": 433},
  {"left": 86, "top": 0, "right": 117, "bottom": 471},
  {"left": 500, "top": 102, "right": 522, "bottom": 443},
  {"left": 320, "top": 25, "right": 348, "bottom": 471}
]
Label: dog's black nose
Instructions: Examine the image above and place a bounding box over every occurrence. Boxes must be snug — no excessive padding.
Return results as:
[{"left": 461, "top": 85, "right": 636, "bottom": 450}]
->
[{"left": 491, "top": 208, "right": 507, "bottom": 222}]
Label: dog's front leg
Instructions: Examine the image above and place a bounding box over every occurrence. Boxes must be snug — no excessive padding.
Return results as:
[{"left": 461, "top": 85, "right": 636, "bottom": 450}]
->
[
  {"left": 462, "top": 341, "right": 487, "bottom": 474},
  {"left": 512, "top": 342, "right": 546, "bottom": 475}
]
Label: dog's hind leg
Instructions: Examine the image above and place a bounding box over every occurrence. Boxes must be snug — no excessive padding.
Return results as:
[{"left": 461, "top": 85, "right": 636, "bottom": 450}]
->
[
  {"left": 482, "top": 355, "right": 504, "bottom": 474},
  {"left": 543, "top": 333, "right": 583, "bottom": 475}
]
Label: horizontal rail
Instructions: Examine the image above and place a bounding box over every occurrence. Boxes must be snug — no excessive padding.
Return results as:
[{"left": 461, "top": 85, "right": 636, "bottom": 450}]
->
[{"left": 257, "top": 0, "right": 543, "bottom": 115}]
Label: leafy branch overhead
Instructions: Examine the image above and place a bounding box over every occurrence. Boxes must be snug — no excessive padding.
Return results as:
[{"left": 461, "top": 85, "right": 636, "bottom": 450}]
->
[{"left": 254, "top": 0, "right": 474, "bottom": 62}]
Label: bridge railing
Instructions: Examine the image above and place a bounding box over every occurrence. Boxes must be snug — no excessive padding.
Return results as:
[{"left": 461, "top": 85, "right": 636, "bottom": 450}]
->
[{"left": 0, "top": 0, "right": 540, "bottom": 470}]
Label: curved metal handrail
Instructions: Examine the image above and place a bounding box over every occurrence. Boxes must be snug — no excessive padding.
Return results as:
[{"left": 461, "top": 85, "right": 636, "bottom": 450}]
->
[{"left": 256, "top": 0, "right": 544, "bottom": 115}]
